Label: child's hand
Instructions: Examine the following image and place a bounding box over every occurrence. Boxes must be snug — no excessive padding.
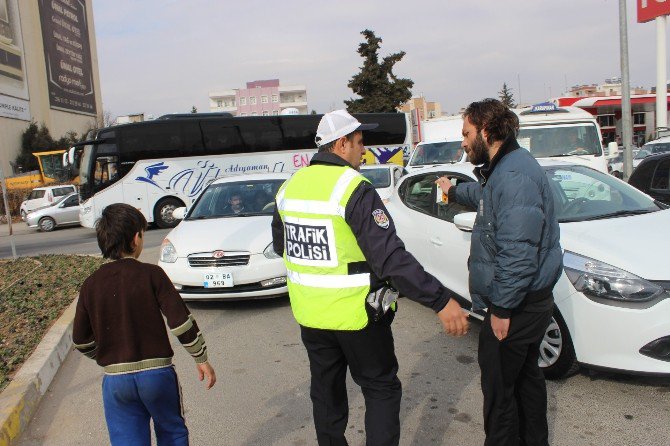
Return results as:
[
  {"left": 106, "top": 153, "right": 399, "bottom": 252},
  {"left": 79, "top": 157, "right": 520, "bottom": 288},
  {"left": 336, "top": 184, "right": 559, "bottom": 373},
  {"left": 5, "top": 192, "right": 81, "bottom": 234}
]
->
[{"left": 197, "top": 362, "right": 216, "bottom": 389}]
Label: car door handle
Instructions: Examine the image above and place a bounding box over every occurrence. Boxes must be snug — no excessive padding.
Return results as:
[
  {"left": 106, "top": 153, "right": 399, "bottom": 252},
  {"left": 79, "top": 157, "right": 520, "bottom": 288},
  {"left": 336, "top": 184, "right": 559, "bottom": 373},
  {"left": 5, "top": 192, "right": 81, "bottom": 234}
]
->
[{"left": 430, "top": 237, "right": 443, "bottom": 246}]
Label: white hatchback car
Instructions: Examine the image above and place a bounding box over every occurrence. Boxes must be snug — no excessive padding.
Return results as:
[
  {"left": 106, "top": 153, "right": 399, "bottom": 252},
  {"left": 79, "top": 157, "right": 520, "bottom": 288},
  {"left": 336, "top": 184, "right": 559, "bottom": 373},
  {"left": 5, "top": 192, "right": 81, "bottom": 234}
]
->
[
  {"left": 159, "top": 173, "right": 289, "bottom": 301},
  {"left": 386, "top": 160, "right": 670, "bottom": 378}
]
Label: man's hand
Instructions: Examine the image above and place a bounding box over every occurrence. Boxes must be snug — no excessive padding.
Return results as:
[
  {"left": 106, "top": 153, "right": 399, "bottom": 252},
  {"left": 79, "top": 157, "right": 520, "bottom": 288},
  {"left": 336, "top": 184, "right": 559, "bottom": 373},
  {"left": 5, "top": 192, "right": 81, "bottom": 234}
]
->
[
  {"left": 435, "top": 176, "right": 453, "bottom": 196},
  {"left": 490, "top": 314, "right": 510, "bottom": 341},
  {"left": 197, "top": 361, "right": 216, "bottom": 389},
  {"left": 437, "top": 299, "right": 469, "bottom": 336}
]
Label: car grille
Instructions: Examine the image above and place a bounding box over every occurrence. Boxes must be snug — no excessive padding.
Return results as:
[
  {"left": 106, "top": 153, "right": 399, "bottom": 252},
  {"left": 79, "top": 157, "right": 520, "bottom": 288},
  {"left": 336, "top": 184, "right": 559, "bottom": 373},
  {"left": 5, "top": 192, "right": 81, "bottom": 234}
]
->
[{"left": 187, "top": 252, "right": 250, "bottom": 267}]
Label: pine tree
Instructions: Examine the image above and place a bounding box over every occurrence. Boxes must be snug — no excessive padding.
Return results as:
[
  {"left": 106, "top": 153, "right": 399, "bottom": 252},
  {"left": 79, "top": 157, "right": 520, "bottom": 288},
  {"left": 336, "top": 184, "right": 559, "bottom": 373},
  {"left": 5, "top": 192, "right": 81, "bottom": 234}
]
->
[
  {"left": 498, "top": 83, "right": 516, "bottom": 108},
  {"left": 191, "top": 105, "right": 198, "bottom": 113},
  {"left": 345, "top": 30, "right": 414, "bottom": 113}
]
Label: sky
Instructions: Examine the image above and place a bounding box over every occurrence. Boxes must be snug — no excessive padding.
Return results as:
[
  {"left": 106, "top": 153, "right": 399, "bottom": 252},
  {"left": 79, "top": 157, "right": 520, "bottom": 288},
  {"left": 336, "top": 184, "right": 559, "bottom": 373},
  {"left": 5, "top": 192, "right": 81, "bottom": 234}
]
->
[{"left": 92, "top": 0, "right": 667, "bottom": 119}]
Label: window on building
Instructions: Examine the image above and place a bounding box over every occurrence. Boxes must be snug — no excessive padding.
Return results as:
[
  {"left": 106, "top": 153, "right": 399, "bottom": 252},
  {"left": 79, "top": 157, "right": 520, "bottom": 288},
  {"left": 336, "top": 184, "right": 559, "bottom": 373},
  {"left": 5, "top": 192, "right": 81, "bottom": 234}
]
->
[
  {"left": 250, "top": 97, "right": 257, "bottom": 105},
  {"left": 251, "top": 112, "right": 258, "bottom": 116},
  {"left": 240, "top": 112, "right": 247, "bottom": 116},
  {"left": 272, "top": 94, "right": 279, "bottom": 103},
  {"left": 634, "top": 113, "right": 645, "bottom": 125},
  {"left": 240, "top": 97, "right": 247, "bottom": 106},
  {"left": 261, "top": 95, "right": 268, "bottom": 104},
  {"left": 598, "top": 115, "right": 615, "bottom": 127},
  {"left": 262, "top": 111, "right": 269, "bottom": 116},
  {"left": 272, "top": 110, "right": 279, "bottom": 116},
  {"left": 216, "top": 100, "right": 222, "bottom": 107}
]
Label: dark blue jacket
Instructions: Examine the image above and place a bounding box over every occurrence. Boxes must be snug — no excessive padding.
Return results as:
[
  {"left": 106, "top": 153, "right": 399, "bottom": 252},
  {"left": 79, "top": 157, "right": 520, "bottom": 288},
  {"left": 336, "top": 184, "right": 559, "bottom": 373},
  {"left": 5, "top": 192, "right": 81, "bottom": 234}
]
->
[{"left": 451, "top": 137, "right": 562, "bottom": 317}]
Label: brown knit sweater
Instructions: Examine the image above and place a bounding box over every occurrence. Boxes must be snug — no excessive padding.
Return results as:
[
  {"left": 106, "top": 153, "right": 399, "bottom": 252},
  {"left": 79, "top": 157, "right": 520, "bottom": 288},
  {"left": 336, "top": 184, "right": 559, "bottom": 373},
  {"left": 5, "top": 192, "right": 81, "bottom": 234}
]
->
[{"left": 73, "top": 258, "right": 208, "bottom": 374}]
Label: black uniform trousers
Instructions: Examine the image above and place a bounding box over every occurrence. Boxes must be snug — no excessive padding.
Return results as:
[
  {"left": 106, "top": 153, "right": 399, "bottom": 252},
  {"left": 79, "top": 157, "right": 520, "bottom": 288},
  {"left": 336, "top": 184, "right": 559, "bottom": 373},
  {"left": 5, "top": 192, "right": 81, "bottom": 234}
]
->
[
  {"left": 479, "top": 306, "right": 553, "bottom": 446},
  {"left": 299, "top": 312, "right": 401, "bottom": 446}
]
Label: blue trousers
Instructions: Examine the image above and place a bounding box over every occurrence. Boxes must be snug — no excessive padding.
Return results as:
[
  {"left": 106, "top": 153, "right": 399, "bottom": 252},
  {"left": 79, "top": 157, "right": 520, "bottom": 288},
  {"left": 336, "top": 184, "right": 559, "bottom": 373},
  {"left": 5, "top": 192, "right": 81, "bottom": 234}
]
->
[{"left": 102, "top": 365, "right": 188, "bottom": 446}]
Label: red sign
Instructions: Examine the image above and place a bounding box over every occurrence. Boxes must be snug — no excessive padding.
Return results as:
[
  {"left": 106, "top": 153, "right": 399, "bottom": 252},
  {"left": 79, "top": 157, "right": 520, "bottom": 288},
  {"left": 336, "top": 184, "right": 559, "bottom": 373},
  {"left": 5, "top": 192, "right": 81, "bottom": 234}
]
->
[{"left": 638, "top": 0, "right": 670, "bottom": 23}]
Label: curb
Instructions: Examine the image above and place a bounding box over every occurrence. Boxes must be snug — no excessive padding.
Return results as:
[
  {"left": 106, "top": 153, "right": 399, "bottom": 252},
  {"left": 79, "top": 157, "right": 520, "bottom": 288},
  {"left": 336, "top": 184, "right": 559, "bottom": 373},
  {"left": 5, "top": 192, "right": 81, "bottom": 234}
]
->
[{"left": 0, "top": 299, "right": 77, "bottom": 446}]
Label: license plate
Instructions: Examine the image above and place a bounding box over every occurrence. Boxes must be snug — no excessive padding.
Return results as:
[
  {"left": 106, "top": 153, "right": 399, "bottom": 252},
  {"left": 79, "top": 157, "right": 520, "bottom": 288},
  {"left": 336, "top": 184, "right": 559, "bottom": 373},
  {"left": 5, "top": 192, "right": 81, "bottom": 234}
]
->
[{"left": 203, "top": 272, "right": 233, "bottom": 288}]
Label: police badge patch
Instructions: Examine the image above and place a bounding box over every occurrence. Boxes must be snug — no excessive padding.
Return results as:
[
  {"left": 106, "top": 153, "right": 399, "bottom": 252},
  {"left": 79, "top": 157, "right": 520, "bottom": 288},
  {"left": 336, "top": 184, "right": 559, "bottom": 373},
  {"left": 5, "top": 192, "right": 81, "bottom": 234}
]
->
[{"left": 372, "top": 209, "right": 390, "bottom": 229}]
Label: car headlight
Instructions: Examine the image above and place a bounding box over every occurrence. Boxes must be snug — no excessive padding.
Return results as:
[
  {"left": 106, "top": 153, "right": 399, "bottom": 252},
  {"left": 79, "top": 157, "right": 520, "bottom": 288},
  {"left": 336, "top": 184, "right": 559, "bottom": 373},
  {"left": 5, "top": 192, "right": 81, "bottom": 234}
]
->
[
  {"left": 263, "top": 243, "right": 281, "bottom": 259},
  {"left": 563, "top": 251, "right": 665, "bottom": 302},
  {"left": 160, "top": 238, "right": 178, "bottom": 263}
]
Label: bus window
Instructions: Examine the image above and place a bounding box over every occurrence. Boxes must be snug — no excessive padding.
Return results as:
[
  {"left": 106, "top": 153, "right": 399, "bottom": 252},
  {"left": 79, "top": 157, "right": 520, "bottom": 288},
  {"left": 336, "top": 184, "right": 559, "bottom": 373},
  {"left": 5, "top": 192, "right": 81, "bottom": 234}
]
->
[
  {"left": 120, "top": 121, "right": 202, "bottom": 160},
  {"left": 238, "top": 118, "right": 283, "bottom": 152},
  {"left": 280, "top": 115, "right": 320, "bottom": 150},
  {"left": 201, "top": 121, "right": 244, "bottom": 153},
  {"left": 94, "top": 156, "right": 119, "bottom": 190},
  {"left": 357, "top": 113, "right": 407, "bottom": 146}
]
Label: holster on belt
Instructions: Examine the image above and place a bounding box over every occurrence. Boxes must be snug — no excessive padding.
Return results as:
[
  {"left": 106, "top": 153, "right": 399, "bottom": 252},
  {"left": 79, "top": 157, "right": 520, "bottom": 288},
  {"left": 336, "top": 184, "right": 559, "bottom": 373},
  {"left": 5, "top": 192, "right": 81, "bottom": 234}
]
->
[{"left": 366, "top": 286, "right": 399, "bottom": 322}]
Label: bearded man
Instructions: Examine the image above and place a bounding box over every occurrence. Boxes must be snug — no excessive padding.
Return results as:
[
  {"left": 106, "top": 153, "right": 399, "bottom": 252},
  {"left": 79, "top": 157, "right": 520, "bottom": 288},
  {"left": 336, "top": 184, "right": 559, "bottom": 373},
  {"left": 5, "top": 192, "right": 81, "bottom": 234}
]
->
[{"left": 437, "top": 99, "right": 562, "bottom": 446}]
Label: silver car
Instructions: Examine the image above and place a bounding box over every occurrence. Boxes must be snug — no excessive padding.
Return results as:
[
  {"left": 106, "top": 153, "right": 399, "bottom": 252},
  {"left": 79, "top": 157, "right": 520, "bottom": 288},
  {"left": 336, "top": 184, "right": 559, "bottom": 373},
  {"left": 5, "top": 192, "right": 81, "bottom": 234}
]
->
[{"left": 25, "top": 193, "right": 81, "bottom": 232}]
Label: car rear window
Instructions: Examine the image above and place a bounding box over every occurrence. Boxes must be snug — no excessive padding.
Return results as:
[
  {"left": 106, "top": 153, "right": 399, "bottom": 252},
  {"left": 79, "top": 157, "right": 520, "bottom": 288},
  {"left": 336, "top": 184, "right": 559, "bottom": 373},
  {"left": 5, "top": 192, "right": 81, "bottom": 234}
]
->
[
  {"left": 53, "top": 186, "right": 75, "bottom": 197},
  {"left": 28, "top": 190, "right": 46, "bottom": 200}
]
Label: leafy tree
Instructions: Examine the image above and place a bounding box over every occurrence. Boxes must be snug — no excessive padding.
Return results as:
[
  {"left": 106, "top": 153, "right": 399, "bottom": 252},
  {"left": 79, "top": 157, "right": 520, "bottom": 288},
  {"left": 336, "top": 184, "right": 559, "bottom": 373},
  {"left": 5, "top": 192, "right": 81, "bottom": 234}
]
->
[
  {"left": 498, "top": 83, "right": 516, "bottom": 108},
  {"left": 16, "top": 122, "right": 55, "bottom": 171},
  {"left": 191, "top": 105, "right": 198, "bottom": 113},
  {"left": 345, "top": 29, "right": 413, "bottom": 113}
]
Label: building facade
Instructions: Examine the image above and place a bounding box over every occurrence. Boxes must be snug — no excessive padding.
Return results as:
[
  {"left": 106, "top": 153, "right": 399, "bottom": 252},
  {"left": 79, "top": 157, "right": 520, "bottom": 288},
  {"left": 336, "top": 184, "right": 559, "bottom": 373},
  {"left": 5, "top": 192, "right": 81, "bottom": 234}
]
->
[
  {"left": 209, "top": 79, "right": 307, "bottom": 116},
  {"left": 399, "top": 96, "right": 442, "bottom": 120},
  {"left": 555, "top": 79, "right": 667, "bottom": 146},
  {"left": 0, "top": 0, "right": 102, "bottom": 175}
]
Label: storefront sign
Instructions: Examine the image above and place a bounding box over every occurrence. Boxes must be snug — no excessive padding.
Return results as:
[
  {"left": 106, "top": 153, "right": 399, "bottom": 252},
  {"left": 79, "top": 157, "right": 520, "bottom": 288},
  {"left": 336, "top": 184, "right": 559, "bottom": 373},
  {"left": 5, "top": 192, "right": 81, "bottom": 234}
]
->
[
  {"left": 638, "top": 0, "right": 670, "bottom": 23},
  {"left": 0, "top": 94, "right": 30, "bottom": 120}
]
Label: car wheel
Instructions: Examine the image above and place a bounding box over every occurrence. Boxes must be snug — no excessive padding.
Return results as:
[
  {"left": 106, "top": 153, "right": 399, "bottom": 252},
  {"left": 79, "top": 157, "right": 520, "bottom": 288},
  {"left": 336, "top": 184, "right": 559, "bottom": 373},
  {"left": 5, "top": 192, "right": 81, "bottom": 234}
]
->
[
  {"left": 539, "top": 307, "right": 579, "bottom": 379},
  {"left": 154, "top": 197, "right": 184, "bottom": 229},
  {"left": 39, "top": 217, "right": 56, "bottom": 232}
]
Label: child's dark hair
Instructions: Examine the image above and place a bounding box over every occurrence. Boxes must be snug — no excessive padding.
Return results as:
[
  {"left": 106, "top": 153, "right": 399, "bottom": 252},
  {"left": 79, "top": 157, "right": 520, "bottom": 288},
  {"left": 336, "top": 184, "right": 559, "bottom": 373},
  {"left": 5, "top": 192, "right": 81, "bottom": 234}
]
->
[{"left": 96, "top": 203, "right": 148, "bottom": 259}]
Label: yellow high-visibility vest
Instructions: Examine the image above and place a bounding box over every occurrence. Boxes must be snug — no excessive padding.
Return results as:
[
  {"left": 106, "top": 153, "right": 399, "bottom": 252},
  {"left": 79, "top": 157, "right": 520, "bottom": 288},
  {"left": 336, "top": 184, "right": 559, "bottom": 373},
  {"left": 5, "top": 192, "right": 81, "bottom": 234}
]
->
[{"left": 277, "top": 164, "right": 371, "bottom": 330}]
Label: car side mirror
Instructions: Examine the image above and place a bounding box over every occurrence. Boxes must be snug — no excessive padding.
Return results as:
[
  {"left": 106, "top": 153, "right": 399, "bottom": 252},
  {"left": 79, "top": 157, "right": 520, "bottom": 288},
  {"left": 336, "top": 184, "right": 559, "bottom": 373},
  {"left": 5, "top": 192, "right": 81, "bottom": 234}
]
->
[
  {"left": 172, "top": 207, "right": 187, "bottom": 220},
  {"left": 454, "top": 212, "right": 477, "bottom": 232},
  {"left": 606, "top": 142, "right": 619, "bottom": 159}
]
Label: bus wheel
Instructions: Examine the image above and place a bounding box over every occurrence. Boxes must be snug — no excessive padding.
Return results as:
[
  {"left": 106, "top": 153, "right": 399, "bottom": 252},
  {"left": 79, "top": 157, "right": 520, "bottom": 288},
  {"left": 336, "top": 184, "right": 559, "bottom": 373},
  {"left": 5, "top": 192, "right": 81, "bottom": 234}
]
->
[{"left": 154, "top": 198, "right": 184, "bottom": 229}]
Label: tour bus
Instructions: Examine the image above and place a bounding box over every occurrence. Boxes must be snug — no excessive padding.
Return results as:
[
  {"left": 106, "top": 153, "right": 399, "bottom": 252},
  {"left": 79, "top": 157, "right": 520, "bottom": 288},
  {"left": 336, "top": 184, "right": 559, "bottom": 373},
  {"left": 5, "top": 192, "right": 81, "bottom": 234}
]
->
[
  {"left": 515, "top": 103, "right": 618, "bottom": 173},
  {"left": 75, "top": 113, "right": 410, "bottom": 228}
]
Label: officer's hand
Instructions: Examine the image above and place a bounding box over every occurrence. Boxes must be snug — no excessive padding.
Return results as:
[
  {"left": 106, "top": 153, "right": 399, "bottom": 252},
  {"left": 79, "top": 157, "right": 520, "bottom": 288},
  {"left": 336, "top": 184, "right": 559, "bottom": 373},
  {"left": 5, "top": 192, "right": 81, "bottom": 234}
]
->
[
  {"left": 437, "top": 299, "right": 469, "bottom": 336},
  {"left": 197, "top": 361, "right": 217, "bottom": 389},
  {"left": 490, "top": 314, "right": 510, "bottom": 341}
]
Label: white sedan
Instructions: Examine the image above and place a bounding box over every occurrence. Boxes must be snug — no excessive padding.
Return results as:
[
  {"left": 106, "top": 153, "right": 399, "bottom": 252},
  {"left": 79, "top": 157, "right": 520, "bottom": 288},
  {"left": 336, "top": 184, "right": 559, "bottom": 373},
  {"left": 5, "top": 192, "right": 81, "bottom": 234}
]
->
[
  {"left": 386, "top": 160, "right": 670, "bottom": 378},
  {"left": 159, "top": 173, "right": 289, "bottom": 301}
]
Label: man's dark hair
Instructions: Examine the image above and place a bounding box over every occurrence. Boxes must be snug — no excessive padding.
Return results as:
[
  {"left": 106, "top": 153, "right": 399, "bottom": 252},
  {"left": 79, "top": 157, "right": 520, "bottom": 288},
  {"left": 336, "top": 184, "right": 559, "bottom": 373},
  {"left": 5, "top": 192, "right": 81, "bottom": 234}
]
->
[
  {"left": 96, "top": 203, "right": 148, "bottom": 259},
  {"left": 463, "top": 98, "right": 519, "bottom": 145},
  {"left": 317, "top": 132, "right": 356, "bottom": 153}
]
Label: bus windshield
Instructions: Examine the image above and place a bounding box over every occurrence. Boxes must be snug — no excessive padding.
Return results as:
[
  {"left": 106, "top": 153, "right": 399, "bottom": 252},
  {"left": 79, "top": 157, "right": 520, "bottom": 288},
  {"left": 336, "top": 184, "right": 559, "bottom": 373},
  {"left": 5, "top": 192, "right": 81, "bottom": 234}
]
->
[
  {"left": 79, "top": 145, "right": 93, "bottom": 188},
  {"left": 517, "top": 123, "right": 602, "bottom": 158}
]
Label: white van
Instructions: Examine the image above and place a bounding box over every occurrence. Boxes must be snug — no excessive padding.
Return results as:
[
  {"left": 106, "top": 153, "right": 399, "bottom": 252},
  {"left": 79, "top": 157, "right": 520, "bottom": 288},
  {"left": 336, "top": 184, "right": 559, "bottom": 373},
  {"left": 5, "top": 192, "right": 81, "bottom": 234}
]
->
[
  {"left": 20, "top": 185, "right": 77, "bottom": 220},
  {"left": 406, "top": 115, "right": 466, "bottom": 173},
  {"left": 515, "top": 103, "right": 617, "bottom": 173}
]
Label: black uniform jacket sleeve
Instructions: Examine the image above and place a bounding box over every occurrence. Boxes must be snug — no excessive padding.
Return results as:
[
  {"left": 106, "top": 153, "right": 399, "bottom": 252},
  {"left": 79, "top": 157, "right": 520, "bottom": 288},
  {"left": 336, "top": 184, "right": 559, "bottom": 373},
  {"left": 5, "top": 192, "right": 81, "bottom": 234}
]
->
[{"left": 345, "top": 181, "right": 451, "bottom": 313}]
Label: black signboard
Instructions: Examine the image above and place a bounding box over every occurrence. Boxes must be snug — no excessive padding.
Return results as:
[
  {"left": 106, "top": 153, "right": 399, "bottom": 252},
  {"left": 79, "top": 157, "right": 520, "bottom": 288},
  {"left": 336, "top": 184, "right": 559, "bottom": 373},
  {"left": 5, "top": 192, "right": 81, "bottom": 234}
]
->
[{"left": 38, "top": 0, "right": 96, "bottom": 115}]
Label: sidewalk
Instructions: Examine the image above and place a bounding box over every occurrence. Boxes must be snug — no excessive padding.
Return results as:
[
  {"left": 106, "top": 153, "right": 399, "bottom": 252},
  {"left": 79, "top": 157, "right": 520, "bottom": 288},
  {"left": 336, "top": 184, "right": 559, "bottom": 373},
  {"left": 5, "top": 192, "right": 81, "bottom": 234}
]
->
[{"left": 0, "top": 222, "right": 32, "bottom": 237}]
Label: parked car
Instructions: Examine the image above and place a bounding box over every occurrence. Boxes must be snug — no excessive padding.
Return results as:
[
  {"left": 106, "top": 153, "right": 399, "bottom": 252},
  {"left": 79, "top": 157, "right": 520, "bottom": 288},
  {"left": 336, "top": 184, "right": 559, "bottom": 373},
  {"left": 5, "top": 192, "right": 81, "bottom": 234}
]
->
[
  {"left": 633, "top": 149, "right": 652, "bottom": 168},
  {"left": 158, "top": 173, "right": 290, "bottom": 301},
  {"left": 20, "top": 184, "right": 77, "bottom": 220},
  {"left": 386, "top": 160, "right": 670, "bottom": 379},
  {"left": 628, "top": 152, "right": 670, "bottom": 205},
  {"left": 360, "top": 164, "right": 404, "bottom": 201},
  {"left": 640, "top": 136, "right": 670, "bottom": 156},
  {"left": 25, "top": 192, "right": 81, "bottom": 232}
]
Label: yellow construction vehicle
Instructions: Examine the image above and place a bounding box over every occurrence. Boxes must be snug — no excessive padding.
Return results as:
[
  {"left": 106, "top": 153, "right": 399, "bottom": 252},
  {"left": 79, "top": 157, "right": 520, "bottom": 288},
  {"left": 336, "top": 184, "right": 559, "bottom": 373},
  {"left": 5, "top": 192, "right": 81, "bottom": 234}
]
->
[{"left": 5, "top": 150, "right": 78, "bottom": 190}]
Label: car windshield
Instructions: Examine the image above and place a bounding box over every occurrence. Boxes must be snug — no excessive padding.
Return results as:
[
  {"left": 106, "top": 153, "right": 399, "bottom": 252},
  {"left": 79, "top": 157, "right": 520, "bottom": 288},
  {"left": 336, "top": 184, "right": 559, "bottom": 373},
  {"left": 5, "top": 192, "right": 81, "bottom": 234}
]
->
[
  {"left": 186, "top": 179, "right": 285, "bottom": 220},
  {"left": 645, "top": 142, "right": 670, "bottom": 154},
  {"left": 635, "top": 150, "right": 651, "bottom": 160},
  {"left": 361, "top": 168, "right": 391, "bottom": 188},
  {"left": 409, "top": 141, "right": 463, "bottom": 166},
  {"left": 517, "top": 123, "right": 602, "bottom": 157},
  {"left": 544, "top": 165, "right": 661, "bottom": 223}
]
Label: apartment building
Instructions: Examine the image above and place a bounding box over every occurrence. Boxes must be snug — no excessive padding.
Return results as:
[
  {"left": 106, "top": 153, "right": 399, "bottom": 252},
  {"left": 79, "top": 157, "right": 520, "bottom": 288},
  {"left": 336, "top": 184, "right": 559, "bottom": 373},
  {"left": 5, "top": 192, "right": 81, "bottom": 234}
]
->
[{"left": 209, "top": 79, "right": 307, "bottom": 116}]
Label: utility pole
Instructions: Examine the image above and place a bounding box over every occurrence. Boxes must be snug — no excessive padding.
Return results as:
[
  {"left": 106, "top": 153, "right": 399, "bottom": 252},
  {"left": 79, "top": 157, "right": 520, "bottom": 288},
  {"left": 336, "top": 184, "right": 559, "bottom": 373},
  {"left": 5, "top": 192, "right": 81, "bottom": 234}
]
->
[
  {"left": 620, "top": 0, "right": 634, "bottom": 181},
  {"left": 656, "top": 15, "right": 668, "bottom": 132},
  {"left": 0, "top": 164, "right": 18, "bottom": 259}
]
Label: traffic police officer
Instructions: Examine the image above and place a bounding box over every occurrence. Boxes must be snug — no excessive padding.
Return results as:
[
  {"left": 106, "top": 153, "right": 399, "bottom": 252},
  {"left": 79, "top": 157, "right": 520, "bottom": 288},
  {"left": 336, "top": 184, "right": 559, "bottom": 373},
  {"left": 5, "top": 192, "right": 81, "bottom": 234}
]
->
[{"left": 271, "top": 109, "right": 469, "bottom": 446}]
